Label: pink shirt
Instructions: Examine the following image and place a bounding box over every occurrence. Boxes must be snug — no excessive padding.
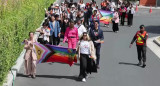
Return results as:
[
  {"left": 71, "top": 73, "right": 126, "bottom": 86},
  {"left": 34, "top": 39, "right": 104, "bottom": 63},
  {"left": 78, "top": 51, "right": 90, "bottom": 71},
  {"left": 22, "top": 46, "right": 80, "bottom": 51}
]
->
[
  {"left": 63, "top": 27, "right": 79, "bottom": 43},
  {"left": 113, "top": 12, "right": 119, "bottom": 23}
]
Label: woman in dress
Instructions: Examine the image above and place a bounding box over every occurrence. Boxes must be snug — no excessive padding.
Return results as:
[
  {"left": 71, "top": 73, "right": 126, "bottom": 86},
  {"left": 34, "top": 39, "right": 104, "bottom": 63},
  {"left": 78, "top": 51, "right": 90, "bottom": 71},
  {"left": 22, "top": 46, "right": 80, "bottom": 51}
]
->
[{"left": 24, "top": 32, "right": 37, "bottom": 79}]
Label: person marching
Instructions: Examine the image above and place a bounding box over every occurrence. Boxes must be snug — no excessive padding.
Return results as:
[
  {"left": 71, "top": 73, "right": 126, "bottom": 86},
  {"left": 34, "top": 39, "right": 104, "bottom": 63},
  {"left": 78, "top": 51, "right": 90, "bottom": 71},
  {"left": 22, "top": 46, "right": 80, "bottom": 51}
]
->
[
  {"left": 89, "top": 21, "right": 104, "bottom": 69},
  {"left": 77, "top": 32, "right": 96, "bottom": 82},
  {"left": 130, "top": 25, "right": 148, "bottom": 68},
  {"left": 74, "top": 19, "right": 87, "bottom": 38},
  {"left": 63, "top": 20, "right": 79, "bottom": 49},
  {"left": 24, "top": 32, "right": 37, "bottom": 79},
  {"left": 101, "top": 0, "right": 107, "bottom": 10},
  {"left": 120, "top": 4, "right": 127, "bottom": 26},
  {"left": 127, "top": 4, "right": 135, "bottom": 27},
  {"left": 112, "top": 9, "right": 120, "bottom": 33},
  {"left": 89, "top": 10, "right": 100, "bottom": 29},
  {"left": 49, "top": 14, "right": 61, "bottom": 45},
  {"left": 101, "top": 0, "right": 110, "bottom": 28}
]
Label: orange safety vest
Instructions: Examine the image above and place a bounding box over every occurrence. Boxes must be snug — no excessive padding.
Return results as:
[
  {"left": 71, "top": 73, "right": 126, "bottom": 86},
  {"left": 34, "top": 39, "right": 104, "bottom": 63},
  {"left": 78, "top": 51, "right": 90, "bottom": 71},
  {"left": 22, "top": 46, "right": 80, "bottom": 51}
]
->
[
  {"left": 101, "top": 2, "right": 106, "bottom": 7},
  {"left": 136, "top": 31, "right": 148, "bottom": 45}
]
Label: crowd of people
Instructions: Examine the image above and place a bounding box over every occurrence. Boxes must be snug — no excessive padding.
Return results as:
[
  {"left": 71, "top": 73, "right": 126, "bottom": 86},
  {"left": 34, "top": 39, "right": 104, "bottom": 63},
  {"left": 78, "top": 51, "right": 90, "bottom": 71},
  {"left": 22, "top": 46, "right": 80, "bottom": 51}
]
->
[{"left": 23, "top": 0, "right": 142, "bottom": 82}]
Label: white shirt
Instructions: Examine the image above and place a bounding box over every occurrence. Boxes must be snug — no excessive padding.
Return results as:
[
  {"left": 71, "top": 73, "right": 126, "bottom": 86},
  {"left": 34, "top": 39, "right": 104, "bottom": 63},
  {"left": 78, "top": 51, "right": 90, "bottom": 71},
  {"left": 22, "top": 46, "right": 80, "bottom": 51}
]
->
[
  {"left": 53, "top": 8, "right": 62, "bottom": 15},
  {"left": 74, "top": 24, "right": 87, "bottom": 37},
  {"left": 70, "top": 10, "right": 77, "bottom": 21},
  {"left": 127, "top": 7, "right": 135, "bottom": 14},
  {"left": 52, "top": 21, "right": 56, "bottom": 32},
  {"left": 36, "top": 27, "right": 45, "bottom": 38},
  {"left": 80, "top": 3, "right": 85, "bottom": 9},
  {"left": 110, "top": 2, "right": 116, "bottom": 11},
  {"left": 43, "top": 29, "right": 50, "bottom": 42},
  {"left": 80, "top": 40, "right": 90, "bottom": 54},
  {"left": 36, "top": 27, "right": 50, "bottom": 42}
]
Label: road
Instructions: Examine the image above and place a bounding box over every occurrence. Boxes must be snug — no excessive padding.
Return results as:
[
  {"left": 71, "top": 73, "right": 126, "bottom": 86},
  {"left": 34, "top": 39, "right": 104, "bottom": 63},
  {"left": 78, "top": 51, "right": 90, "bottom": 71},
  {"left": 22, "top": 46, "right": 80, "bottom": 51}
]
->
[{"left": 14, "top": 0, "right": 160, "bottom": 86}]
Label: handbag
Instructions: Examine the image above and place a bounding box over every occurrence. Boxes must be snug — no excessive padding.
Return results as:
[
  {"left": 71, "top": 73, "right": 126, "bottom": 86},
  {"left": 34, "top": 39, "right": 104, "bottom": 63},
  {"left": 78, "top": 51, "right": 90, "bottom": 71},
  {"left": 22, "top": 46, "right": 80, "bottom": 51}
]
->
[{"left": 86, "top": 58, "right": 97, "bottom": 74}]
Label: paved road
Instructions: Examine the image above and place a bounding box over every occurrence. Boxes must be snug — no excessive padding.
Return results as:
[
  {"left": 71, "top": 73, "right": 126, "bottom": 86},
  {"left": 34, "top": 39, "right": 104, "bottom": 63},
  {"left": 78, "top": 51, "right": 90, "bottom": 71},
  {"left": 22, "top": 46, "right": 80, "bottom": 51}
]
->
[{"left": 14, "top": 0, "right": 160, "bottom": 86}]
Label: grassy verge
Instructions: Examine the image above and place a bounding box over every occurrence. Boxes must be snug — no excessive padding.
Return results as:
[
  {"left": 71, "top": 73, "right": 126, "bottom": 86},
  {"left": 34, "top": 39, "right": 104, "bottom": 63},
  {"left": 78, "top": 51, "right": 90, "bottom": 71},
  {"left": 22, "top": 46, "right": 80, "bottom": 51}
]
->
[{"left": 0, "top": 0, "right": 55, "bottom": 85}]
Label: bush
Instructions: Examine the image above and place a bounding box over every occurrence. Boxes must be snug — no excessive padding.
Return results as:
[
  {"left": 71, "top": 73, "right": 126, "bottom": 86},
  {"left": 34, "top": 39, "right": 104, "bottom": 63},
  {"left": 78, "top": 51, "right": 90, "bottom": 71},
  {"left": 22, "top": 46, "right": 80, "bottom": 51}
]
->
[{"left": 0, "top": 0, "right": 55, "bottom": 85}]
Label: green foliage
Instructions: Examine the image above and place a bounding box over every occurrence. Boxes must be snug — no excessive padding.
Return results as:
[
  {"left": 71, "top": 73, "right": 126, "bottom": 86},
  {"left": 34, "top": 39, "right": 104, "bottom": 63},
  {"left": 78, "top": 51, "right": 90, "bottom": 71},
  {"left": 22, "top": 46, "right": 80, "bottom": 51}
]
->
[{"left": 0, "top": 0, "right": 55, "bottom": 85}]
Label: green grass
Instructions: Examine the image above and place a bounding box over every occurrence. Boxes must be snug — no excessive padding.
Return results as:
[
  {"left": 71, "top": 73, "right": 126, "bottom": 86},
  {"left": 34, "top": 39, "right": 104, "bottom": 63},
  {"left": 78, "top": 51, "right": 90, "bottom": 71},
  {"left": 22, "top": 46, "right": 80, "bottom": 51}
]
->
[{"left": 0, "top": 0, "right": 55, "bottom": 85}]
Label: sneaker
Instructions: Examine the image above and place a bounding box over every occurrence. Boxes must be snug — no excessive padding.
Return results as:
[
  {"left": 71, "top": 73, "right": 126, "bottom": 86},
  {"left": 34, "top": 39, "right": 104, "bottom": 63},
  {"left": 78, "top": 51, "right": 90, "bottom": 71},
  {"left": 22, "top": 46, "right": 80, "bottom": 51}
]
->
[
  {"left": 104, "top": 25, "right": 107, "bottom": 27},
  {"left": 86, "top": 74, "right": 89, "bottom": 79},
  {"left": 82, "top": 78, "right": 86, "bottom": 82},
  {"left": 142, "top": 63, "right": 146, "bottom": 68},
  {"left": 115, "top": 31, "right": 118, "bottom": 33},
  {"left": 32, "top": 75, "right": 36, "bottom": 79},
  {"left": 97, "top": 65, "right": 100, "bottom": 69},
  {"left": 28, "top": 75, "right": 32, "bottom": 78},
  {"left": 137, "top": 62, "right": 142, "bottom": 66},
  {"left": 107, "top": 25, "right": 109, "bottom": 28}
]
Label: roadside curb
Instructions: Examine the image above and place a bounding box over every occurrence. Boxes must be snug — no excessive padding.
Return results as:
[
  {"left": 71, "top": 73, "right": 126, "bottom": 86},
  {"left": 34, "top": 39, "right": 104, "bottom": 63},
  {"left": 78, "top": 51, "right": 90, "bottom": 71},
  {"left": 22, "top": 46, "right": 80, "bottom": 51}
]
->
[
  {"left": 3, "top": 0, "right": 60, "bottom": 86},
  {"left": 147, "top": 37, "right": 160, "bottom": 59},
  {"left": 153, "top": 36, "right": 160, "bottom": 47},
  {"left": 137, "top": 6, "right": 160, "bottom": 10}
]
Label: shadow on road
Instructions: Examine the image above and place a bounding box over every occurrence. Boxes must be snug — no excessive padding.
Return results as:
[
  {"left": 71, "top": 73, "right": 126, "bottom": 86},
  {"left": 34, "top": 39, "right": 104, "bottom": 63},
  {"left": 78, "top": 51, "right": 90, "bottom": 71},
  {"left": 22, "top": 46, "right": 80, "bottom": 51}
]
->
[
  {"left": 36, "top": 75, "right": 77, "bottom": 80},
  {"left": 74, "top": 63, "right": 80, "bottom": 66},
  {"left": 145, "top": 26, "right": 160, "bottom": 34},
  {"left": 119, "top": 62, "right": 139, "bottom": 66},
  {"left": 17, "top": 73, "right": 81, "bottom": 81},
  {"left": 103, "top": 30, "right": 114, "bottom": 32},
  {"left": 17, "top": 73, "right": 28, "bottom": 77}
]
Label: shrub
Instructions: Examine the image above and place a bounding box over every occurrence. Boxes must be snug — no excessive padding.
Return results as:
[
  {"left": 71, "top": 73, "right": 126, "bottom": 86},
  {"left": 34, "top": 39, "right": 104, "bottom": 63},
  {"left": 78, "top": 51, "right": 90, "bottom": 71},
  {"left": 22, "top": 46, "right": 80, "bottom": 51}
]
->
[{"left": 0, "top": 0, "right": 55, "bottom": 85}]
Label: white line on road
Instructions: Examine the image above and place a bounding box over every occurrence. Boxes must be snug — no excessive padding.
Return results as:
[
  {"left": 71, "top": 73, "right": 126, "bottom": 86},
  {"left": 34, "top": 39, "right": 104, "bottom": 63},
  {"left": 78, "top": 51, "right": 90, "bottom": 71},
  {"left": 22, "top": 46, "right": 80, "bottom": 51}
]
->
[{"left": 147, "top": 37, "right": 160, "bottom": 59}]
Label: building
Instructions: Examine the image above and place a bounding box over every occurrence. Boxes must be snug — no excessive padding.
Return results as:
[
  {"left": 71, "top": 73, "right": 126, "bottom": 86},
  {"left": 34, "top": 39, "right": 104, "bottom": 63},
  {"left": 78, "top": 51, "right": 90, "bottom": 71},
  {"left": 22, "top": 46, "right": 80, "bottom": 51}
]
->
[{"left": 139, "top": 0, "right": 160, "bottom": 6}]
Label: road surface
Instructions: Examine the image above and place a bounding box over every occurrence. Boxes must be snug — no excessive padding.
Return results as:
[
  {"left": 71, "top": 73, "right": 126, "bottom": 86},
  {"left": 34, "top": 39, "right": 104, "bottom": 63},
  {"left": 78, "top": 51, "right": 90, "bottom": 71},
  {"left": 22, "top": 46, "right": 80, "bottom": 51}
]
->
[{"left": 14, "top": 0, "right": 160, "bottom": 86}]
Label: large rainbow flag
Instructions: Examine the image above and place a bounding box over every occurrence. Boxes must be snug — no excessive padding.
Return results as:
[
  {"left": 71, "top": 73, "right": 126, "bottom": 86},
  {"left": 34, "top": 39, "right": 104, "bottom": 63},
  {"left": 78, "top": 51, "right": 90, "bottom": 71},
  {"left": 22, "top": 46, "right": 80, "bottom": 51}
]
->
[
  {"left": 99, "top": 10, "right": 113, "bottom": 24},
  {"left": 34, "top": 43, "right": 77, "bottom": 66}
]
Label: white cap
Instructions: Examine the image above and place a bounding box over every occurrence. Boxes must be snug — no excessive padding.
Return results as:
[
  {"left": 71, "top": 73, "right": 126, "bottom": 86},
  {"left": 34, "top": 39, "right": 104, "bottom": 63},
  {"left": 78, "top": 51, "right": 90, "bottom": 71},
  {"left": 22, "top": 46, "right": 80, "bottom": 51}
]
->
[
  {"left": 71, "top": 5, "right": 75, "bottom": 8},
  {"left": 56, "top": 4, "right": 59, "bottom": 7},
  {"left": 61, "top": 2, "right": 64, "bottom": 4}
]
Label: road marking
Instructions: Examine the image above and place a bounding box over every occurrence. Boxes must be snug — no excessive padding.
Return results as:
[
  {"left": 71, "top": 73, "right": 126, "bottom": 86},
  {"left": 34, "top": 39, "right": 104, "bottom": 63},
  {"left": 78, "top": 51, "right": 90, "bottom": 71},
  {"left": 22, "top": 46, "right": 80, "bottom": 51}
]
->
[{"left": 147, "top": 37, "right": 160, "bottom": 59}]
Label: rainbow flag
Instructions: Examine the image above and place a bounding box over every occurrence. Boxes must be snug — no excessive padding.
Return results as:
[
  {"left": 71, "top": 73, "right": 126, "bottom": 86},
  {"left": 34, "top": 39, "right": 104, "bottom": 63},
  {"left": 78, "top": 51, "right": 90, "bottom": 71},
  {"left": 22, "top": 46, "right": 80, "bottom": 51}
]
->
[
  {"left": 34, "top": 43, "right": 77, "bottom": 66},
  {"left": 99, "top": 10, "right": 113, "bottom": 24}
]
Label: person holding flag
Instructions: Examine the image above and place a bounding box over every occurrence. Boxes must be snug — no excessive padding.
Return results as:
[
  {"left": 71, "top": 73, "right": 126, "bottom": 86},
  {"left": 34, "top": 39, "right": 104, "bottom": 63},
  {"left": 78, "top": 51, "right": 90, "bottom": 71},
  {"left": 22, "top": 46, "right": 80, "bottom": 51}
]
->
[
  {"left": 49, "top": 14, "right": 61, "bottom": 45},
  {"left": 36, "top": 22, "right": 50, "bottom": 44},
  {"left": 63, "top": 20, "right": 79, "bottom": 49},
  {"left": 89, "top": 10, "right": 100, "bottom": 29},
  {"left": 24, "top": 32, "right": 37, "bottom": 79}
]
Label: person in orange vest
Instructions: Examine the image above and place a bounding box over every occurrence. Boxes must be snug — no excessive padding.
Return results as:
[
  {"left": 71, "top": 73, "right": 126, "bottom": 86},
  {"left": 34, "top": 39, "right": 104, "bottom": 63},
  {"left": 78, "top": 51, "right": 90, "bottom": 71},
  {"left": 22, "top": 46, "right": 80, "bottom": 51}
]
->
[
  {"left": 101, "top": 0, "right": 107, "bottom": 10},
  {"left": 129, "top": 25, "right": 149, "bottom": 68}
]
